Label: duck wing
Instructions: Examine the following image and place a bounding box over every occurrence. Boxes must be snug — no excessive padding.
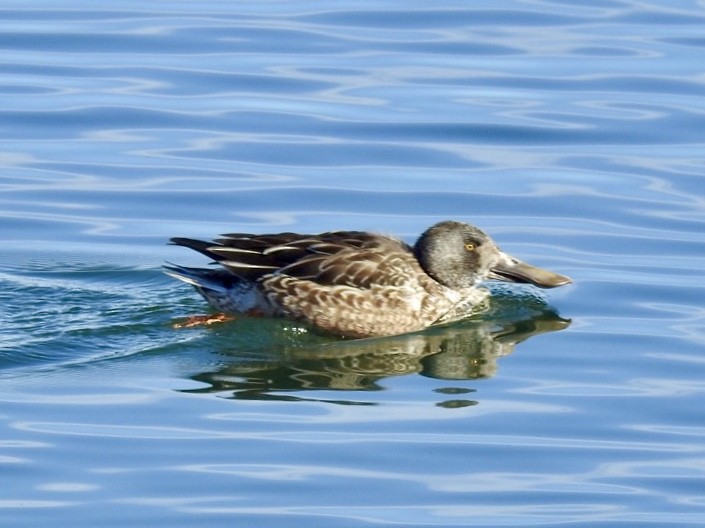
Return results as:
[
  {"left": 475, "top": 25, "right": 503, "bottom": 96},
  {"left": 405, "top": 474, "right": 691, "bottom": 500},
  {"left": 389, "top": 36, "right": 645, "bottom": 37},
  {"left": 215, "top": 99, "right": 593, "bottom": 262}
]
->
[{"left": 170, "top": 231, "right": 414, "bottom": 286}]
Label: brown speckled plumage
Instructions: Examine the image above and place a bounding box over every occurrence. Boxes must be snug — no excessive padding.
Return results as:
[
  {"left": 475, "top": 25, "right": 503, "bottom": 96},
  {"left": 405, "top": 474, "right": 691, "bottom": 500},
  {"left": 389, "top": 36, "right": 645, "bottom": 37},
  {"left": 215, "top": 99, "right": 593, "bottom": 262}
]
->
[{"left": 165, "top": 221, "right": 571, "bottom": 338}]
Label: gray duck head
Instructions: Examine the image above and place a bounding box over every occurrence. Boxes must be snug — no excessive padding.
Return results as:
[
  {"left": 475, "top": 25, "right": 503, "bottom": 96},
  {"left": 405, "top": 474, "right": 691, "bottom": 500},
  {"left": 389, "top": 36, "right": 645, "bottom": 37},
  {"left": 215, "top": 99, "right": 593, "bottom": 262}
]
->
[{"left": 413, "top": 221, "right": 572, "bottom": 290}]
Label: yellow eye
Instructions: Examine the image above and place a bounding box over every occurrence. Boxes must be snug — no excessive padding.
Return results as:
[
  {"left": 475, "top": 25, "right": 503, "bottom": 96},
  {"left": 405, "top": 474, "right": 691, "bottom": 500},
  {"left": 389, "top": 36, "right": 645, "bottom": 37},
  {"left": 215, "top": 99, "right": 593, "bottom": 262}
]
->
[{"left": 465, "top": 243, "right": 476, "bottom": 251}]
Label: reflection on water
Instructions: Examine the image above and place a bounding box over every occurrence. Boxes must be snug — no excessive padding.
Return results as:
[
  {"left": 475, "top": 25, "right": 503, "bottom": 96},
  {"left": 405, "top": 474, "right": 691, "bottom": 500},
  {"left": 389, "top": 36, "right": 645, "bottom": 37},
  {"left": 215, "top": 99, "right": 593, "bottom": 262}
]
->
[
  {"left": 6, "top": 1, "right": 705, "bottom": 524},
  {"left": 184, "top": 296, "right": 570, "bottom": 402}
]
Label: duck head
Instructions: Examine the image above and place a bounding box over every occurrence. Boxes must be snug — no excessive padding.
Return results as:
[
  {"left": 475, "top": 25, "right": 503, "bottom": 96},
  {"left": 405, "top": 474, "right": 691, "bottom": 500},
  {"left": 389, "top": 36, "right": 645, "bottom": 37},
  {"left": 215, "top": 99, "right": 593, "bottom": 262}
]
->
[{"left": 414, "top": 221, "right": 572, "bottom": 290}]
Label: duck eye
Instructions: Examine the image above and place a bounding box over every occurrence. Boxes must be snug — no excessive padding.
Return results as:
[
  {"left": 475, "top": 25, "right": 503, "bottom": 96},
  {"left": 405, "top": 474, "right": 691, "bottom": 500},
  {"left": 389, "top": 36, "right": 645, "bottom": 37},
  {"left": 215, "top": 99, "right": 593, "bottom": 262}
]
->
[{"left": 464, "top": 243, "right": 476, "bottom": 251}]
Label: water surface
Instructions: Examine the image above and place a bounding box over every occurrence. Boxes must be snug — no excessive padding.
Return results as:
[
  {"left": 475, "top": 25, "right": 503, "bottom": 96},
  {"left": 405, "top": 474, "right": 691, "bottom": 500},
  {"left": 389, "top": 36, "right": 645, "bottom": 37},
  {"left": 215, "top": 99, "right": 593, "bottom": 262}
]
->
[{"left": 2, "top": 1, "right": 705, "bottom": 526}]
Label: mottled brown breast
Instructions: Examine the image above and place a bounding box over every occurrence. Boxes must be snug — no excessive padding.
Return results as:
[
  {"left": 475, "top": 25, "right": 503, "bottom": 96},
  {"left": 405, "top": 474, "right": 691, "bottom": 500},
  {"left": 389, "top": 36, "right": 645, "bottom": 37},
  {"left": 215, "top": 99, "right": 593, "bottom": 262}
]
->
[{"left": 261, "top": 245, "right": 457, "bottom": 338}]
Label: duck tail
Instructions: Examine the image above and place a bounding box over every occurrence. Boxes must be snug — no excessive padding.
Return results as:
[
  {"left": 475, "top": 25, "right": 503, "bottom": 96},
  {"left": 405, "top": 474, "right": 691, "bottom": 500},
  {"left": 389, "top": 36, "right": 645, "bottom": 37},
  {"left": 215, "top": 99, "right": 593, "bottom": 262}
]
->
[{"left": 163, "top": 262, "right": 233, "bottom": 293}]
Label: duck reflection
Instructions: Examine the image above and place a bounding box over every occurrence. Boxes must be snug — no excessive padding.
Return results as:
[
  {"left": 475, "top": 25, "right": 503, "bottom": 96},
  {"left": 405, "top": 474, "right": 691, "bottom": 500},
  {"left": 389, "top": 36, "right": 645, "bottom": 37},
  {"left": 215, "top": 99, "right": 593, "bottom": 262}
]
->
[{"left": 183, "top": 299, "right": 570, "bottom": 401}]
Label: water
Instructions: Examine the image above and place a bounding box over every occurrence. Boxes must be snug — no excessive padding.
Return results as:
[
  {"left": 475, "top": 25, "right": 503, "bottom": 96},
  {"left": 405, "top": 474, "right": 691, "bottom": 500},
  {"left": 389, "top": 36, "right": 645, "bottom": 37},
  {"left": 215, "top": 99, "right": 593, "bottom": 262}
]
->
[{"left": 2, "top": 1, "right": 705, "bottom": 526}]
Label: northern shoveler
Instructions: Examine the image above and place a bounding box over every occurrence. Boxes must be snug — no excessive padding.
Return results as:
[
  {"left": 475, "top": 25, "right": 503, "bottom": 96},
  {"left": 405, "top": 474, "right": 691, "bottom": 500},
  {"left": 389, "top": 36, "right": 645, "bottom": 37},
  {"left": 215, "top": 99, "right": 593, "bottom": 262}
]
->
[{"left": 165, "top": 220, "right": 571, "bottom": 338}]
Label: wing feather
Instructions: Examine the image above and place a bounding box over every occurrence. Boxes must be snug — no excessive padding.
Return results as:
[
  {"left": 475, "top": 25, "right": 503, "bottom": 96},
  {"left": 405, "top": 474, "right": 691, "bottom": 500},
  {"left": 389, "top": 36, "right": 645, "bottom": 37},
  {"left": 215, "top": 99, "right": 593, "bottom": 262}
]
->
[{"left": 171, "top": 230, "right": 415, "bottom": 285}]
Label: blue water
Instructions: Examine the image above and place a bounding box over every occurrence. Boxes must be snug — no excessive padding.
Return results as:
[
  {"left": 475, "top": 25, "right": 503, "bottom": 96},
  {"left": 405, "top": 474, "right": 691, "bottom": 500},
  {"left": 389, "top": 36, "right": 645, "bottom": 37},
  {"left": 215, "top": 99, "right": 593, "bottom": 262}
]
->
[{"left": 2, "top": 1, "right": 705, "bottom": 526}]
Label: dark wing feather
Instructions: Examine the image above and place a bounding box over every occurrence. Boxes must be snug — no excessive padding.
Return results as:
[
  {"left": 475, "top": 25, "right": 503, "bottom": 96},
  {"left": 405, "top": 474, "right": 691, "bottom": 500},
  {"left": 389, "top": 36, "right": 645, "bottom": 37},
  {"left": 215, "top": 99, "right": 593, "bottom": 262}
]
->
[
  {"left": 171, "top": 230, "right": 415, "bottom": 285},
  {"left": 169, "top": 237, "right": 222, "bottom": 260}
]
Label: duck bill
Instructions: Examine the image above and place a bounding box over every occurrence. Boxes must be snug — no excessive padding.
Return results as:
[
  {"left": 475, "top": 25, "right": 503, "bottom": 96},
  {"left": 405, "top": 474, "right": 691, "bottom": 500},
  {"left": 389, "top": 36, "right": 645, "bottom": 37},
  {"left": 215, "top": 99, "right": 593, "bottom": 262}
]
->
[{"left": 489, "top": 252, "right": 572, "bottom": 289}]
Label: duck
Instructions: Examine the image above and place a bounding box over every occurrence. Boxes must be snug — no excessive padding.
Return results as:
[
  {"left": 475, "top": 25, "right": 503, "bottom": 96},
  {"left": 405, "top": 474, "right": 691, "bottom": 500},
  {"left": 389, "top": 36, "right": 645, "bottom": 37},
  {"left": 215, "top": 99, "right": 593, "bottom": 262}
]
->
[{"left": 164, "top": 220, "right": 571, "bottom": 339}]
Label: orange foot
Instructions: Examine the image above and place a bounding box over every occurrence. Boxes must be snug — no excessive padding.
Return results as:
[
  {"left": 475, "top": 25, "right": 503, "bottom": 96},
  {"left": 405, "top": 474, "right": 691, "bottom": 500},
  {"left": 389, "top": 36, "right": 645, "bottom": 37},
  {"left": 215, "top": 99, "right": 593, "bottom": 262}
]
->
[{"left": 172, "top": 313, "right": 235, "bottom": 329}]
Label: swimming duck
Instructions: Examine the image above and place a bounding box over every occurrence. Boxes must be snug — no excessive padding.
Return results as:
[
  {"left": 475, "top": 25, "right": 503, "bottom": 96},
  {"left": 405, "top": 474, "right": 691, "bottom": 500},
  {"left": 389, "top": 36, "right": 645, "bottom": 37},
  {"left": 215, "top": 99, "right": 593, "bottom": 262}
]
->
[{"left": 165, "top": 220, "right": 571, "bottom": 339}]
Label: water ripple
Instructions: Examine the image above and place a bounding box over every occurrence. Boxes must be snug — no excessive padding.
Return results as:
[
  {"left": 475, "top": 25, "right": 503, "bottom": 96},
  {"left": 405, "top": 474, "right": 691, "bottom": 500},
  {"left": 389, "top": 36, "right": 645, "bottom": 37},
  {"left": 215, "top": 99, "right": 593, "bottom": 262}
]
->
[{"left": 2, "top": 2, "right": 705, "bottom": 527}]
